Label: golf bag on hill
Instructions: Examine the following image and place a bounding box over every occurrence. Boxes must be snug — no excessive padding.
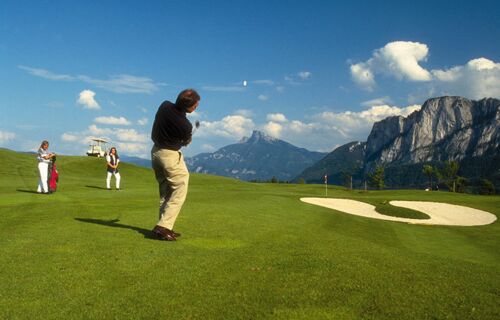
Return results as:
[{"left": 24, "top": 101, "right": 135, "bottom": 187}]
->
[{"left": 48, "top": 156, "right": 59, "bottom": 193}]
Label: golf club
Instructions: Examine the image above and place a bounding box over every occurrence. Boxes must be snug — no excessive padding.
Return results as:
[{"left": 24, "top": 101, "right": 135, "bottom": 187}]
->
[{"left": 193, "top": 120, "right": 200, "bottom": 133}]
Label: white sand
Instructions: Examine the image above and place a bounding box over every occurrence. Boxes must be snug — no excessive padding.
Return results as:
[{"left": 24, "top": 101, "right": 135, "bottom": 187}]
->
[{"left": 300, "top": 198, "right": 497, "bottom": 226}]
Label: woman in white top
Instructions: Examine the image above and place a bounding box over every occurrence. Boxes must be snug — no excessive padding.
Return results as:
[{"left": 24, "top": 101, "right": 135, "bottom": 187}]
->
[
  {"left": 106, "top": 147, "right": 121, "bottom": 190},
  {"left": 37, "top": 140, "right": 55, "bottom": 194}
]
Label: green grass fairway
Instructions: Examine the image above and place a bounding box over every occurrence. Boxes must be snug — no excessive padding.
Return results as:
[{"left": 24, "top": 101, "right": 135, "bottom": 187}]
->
[{"left": 1, "top": 149, "right": 499, "bottom": 319}]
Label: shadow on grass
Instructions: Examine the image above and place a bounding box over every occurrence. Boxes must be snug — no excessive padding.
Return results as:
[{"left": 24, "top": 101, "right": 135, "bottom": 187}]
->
[
  {"left": 85, "top": 185, "right": 109, "bottom": 190},
  {"left": 74, "top": 218, "right": 159, "bottom": 240},
  {"left": 16, "top": 189, "right": 41, "bottom": 194}
]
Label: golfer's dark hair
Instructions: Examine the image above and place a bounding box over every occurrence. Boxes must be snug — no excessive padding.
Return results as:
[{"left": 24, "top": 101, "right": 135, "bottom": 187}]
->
[
  {"left": 175, "top": 89, "right": 200, "bottom": 111},
  {"left": 109, "top": 147, "right": 119, "bottom": 158},
  {"left": 40, "top": 140, "right": 49, "bottom": 149}
]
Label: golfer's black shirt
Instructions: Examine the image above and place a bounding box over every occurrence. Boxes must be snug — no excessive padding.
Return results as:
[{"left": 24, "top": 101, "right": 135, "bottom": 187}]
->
[{"left": 151, "top": 101, "right": 192, "bottom": 151}]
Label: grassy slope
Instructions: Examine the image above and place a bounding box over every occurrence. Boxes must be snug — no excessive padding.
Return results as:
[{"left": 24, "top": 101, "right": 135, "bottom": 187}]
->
[{"left": 0, "top": 149, "right": 499, "bottom": 319}]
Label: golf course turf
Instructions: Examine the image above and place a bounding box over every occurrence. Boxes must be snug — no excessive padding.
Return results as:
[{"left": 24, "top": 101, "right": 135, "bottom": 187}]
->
[{"left": 1, "top": 149, "right": 499, "bottom": 319}]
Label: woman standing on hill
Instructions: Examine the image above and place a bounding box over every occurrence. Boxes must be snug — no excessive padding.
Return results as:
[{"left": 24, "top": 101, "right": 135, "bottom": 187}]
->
[
  {"left": 37, "top": 140, "right": 55, "bottom": 194},
  {"left": 106, "top": 147, "right": 121, "bottom": 190}
]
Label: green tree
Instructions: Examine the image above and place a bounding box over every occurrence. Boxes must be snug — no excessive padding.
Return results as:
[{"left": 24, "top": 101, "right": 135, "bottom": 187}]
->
[
  {"left": 455, "top": 176, "right": 468, "bottom": 193},
  {"left": 341, "top": 171, "right": 353, "bottom": 190},
  {"left": 369, "top": 165, "right": 385, "bottom": 190},
  {"left": 297, "top": 178, "right": 306, "bottom": 184},
  {"left": 422, "top": 165, "right": 434, "bottom": 190},
  {"left": 270, "top": 176, "right": 278, "bottom": 183},
  {"left": 437, "top": 161, "right": 459, "bottom": 192},
  {"left": 479, "top": 179, "right": 495, "bottom": 195}
]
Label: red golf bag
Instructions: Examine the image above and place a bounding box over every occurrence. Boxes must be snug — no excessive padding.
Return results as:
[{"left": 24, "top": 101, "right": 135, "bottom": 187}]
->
[{"left": 48, "top": 157, "right": 59, "bottom": 193}]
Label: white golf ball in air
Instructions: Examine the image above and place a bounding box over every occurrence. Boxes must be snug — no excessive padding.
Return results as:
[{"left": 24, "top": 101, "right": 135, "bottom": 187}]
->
[{"left": 243, "top": 80, "right": 247, "bottom": 87}]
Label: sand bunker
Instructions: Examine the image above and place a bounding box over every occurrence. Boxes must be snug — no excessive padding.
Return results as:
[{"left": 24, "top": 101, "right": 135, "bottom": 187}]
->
[{"left": 300, "top": 198, "right": 497, "bottom": 226}]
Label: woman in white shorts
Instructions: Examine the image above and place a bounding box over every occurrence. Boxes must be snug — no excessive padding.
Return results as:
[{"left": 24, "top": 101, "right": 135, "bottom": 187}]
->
[
  {"left": 106, "top": 147, "right": 121, "bottom": 190},
  {"left": 37, "top": 140, "right": 55, "bottom": 194}
]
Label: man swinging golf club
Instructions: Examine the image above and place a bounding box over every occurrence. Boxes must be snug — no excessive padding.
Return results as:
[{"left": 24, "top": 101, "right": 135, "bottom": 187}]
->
[{"left": 150, "top": 89, "right": 200, "bottom": 241}]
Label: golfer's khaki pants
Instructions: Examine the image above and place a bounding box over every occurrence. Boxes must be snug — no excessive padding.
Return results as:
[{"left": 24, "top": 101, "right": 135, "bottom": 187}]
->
[{"left": 151, "top": 146, "right": 189, "bottom": 230}]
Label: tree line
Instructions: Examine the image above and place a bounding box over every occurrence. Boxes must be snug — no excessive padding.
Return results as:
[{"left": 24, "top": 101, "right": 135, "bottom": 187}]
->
[{"left": 360, "top": 161, "right": 496, "bottom": 194}]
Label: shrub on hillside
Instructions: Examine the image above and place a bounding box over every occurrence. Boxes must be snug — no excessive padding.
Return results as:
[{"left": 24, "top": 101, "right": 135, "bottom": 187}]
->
[{"left": 479, "top": 179, "right": 496, "bottom": 195}]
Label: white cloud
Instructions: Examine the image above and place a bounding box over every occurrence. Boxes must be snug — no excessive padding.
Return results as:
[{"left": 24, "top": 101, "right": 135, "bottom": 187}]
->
[
  {"left": 284, "top": 71, "right": 312, "bottom": 85},
  {"left": 361, "top": 96, "right": 393, "bottom": 107},
  {"left": 431, "top": 57, "right": 500, "bottom": 99},
  {"left": 87, "top": 125, "right": 149, "bottom": 143},
  {"left": 252, "top": 80, "right": 275, "bottom": 85},
  {"left": 263, "top": 121, "right": 283, "bottom": 138},
  {"left": 259, "top": 104, "right": 421, "bottom": 152},
  {"left": 95, "top": 116, "right": 131, "bottom": 126},
  {"left": 18, "top": 66, "right": 74, "bottom": 81},
  {"left": 316, "top": 104, "right": 420, "bottom": 127},
  {"left": 350, "top": 41, "right": 431, "bottom": 89},
  {"left": 137, "top": 117, "right": 148, "bottom": 126},
  {"left": 187, "top": 102, "right": 422, "bottom": 155},
  {"left": 298, "top": 71, "right": 312, "bottom": 80},
  {"left": 78, "top": 74, "right": 160, "bottom": 94},
  {"left": 88, "top": 124, "right": 113, "bottom": 137},
  {"left": 288, "top": 120, "right": 318, "bottom": 135},
  {"left": 432, "top": 67, "right": 462, "bottom": 82},
  {"left": 468, "top": 58, "right": 498, "bottom": 70},
  {"left": 350, "top": 62, "right": 375, "bottom": 90},
  {"left": 61, "top": 133, "right": 79, "bottom": 142},
  {"left": 187, "top": 111, "right": 201, "bottom": 119},
  {"left": 201, "top": 143, "right": 216, "bottom": 152},
  {"left": 0, "top": 130, "right": 15, "bottom": 144},
  {"left": 276, "top": 86, "right": 285, "bottom": 93},
  {"left": 350, "top": 42, "right": 500, "bottom": 99},
  {"left": 357, "top": 104, "right": 420, "bottom": 122},
  {"left": 19, "top": 65, "right": 161, "bottom": 94},
  {"left": 375, "top": 41, "right": 431, "bottom": 81},
  {"left": 77, "top": 90, "right": 100, "bottom": 109},
  {"left": 235, "top": 109, "right": 254, "bottom": 117},
  {"left": 266, "top": 113, "right": 287, "bottom": 122},
  {"left": 198, "top": 115, "right": 254, "bottom": 139},
  {"left": 258, "top": 94, "right": 269, "bottom": 101},
  {"left": 61, "top": 124, "right": 151, "bottom": 157},
  {"left": 115, "top": 128, "right": 149, "bottom": 143},
  {"left": 115, "top": 141, "right": 149, "bottom": 155}
]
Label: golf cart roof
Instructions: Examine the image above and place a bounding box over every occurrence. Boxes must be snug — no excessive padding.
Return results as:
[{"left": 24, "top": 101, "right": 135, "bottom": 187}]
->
[{"left": 90, "top": 138, "right": 109, "bottom": 143}]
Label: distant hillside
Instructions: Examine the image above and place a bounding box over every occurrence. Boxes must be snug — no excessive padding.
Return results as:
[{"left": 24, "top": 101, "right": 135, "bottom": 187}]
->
[
  {"left": 120, "top": 155, "right": 151, "bottom": 168},
  {"left": 186, "top": 130, "right": 326, "bottom": 181},
  {"left": 295, "top": 141, "right": 365, "bottom": 185}
]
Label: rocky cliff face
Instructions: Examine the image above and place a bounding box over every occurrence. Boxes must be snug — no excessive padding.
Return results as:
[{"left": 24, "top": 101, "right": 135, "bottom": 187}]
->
[
  {"left": 361, "top": 96, "right": 500, "bottom": 190},
  {"left": 365, "top": 96, "right": 500, "bottom": 167}
]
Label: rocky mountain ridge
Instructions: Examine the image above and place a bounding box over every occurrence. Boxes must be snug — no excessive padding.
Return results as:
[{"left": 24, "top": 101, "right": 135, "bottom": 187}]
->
[
  {"left": 296, "top": 96, "right": 499, "bottom": 190},
  {"left": 365, "top": 96, "right": 499, "bottom": 167}
]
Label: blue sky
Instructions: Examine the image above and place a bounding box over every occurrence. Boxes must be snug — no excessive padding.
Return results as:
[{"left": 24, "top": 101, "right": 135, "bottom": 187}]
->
[{"left": 1, "top": 0, "right": 499, "bottom": 158}]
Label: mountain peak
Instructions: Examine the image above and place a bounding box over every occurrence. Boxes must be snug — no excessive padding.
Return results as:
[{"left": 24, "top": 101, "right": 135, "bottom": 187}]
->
[
  {"left": 240, "top": 130, "right": 278, "bottom": 144},
  {"left": 187, "top": 130, "right": 326, "bottom": 181}
]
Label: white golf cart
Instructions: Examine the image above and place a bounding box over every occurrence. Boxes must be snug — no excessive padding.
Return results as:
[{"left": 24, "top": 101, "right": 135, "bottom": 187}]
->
[{"left": 87, "top": 138, "right": 108, "bottom": 157}]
